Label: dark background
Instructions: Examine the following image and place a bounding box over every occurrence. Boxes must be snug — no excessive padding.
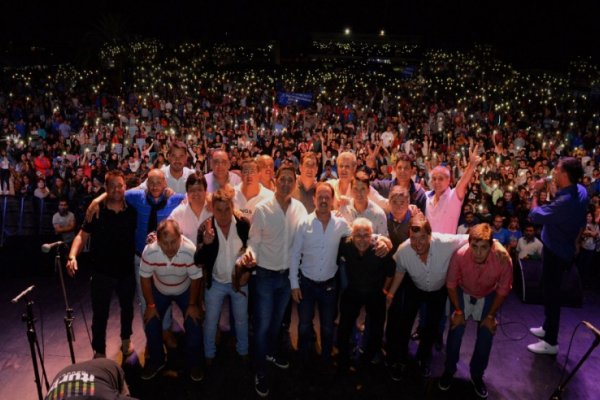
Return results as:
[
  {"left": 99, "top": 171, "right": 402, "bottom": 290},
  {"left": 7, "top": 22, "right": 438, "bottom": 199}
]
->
[{"left": 1, "top": 1, "right": 598, "bottom": 69}]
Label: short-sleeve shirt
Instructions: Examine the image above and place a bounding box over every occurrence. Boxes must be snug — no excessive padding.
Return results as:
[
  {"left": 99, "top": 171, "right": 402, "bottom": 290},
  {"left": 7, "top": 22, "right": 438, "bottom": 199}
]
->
[
  {"left": 82, "top": 202, "right": 137, "bottom": 278},
  {"left": 338, "top": 238, "right": 395, "bottom": 294}
]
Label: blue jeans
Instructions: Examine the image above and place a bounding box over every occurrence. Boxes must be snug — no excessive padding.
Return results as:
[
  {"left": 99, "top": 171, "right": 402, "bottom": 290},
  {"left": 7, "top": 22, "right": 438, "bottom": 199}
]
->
[
  {"left": 204, "top": 280, "right": 249, "bottom": 358},
  {"left": 297, "top": 274, "right": 338, "bottom": 362},
  {"left": 252, "top": 267, "right": 290, "bottom": 376},
  {"left": 444, "top": 288, "right": 495, "bottom": 379},
  {"left": 135, "top": 255, "right": 172, "bottom": 330},
  {"left": 144, "top": 284, "right": 202, "bottom": 369}
]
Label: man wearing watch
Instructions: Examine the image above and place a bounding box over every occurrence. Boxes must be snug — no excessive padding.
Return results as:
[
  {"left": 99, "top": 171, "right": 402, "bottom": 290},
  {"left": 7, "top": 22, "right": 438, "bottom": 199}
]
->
[
  {"left": 66, "top": 170, "right": 138, "bottom": 359},
  {"left": 438, "top": 223, "right": 513, "bottom": 399}
]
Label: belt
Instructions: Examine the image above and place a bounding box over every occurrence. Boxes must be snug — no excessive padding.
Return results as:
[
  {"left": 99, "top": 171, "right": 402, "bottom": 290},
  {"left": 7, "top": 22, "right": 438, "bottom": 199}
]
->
[
  {"left": 300, "top": 272, "right": 336, "bottom": 287},
  {"left": 256, "top": 266, "right": 288, "bottom": 275}
]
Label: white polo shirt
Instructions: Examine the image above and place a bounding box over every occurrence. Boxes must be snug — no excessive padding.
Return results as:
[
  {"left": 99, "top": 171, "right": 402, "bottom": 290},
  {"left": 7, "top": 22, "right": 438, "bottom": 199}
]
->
[
  {"left": 233, "top": 183, "right": 274, "bottom": 222},
  {"left": 140, "top": 236, "right": 202, "bottom": 296}
]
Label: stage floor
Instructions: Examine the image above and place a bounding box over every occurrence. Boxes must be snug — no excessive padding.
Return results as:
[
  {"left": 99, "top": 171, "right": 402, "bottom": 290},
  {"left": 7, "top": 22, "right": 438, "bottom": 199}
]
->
[{"left": 1, "top": 248, "right": 599, "bottom": 400}]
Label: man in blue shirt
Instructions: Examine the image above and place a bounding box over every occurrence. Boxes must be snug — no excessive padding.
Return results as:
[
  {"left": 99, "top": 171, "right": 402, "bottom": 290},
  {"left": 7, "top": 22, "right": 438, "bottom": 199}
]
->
[{"left": 527, "top": 157, "right": 588, "bottom": 355}]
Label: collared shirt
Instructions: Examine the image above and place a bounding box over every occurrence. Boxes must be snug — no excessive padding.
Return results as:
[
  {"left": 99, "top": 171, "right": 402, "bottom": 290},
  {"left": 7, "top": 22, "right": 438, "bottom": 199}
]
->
[
  {"left": 446, "top": 243, "right": 513, "bottom": 298},
  {"left": 529, "top": 184, "right": 588, "bottom": 262},
  {"left": 248, "top": 196, "right": 307, "bottom": 271},
  {"left": 289, "top": 212, "right": 351, "bottom": 289},
  {"left": 516, "top": 236, "right": 543, "bottom": 259},
  {"left": 233, "top": 183, "right": 274, "bottom": 222},
  {"left": 213, "top": 216, "right": 244, "bottom": 284},
  {"left": 139, "top": 235, "right": 202, "bottom": 296},
  {"left": 338, "top": 199, "right": 388, "bottom": 236},
  {"left": 425, "top": 187, "right": 463, "bottom": 234},
  {"left": 394, "top": 233, "right": 469, "bottom": 292},
  {"left": 168, "top": 202, "right": 212, "bottom": 244},
  {"left": 292, "top": 179, "right": 317, "bottom": 213},
  {"left": 205, "top": 171, "right": 242, "bottom": 193},
  {"left": 139, "top": 165, "right": 195, "bottom": 194}
]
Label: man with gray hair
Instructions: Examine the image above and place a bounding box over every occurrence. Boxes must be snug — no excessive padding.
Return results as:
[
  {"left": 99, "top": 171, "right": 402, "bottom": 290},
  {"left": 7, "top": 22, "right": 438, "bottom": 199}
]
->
[{"left": 336, "top": 217, "right": 395, "bottom": 371}]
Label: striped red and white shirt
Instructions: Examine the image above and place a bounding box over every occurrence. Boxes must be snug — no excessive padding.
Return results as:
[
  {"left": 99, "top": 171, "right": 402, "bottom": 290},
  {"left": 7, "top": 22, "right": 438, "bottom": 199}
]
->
[{"left": 140, "top": 236, "right": 202, "bottom": 296}]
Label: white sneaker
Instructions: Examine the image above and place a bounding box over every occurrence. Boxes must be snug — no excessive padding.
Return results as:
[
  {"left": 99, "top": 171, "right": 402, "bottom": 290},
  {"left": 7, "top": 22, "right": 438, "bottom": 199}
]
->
[
  {"left": 529, "top": 326, "right": 546, "bottom": 338},
  {"left": 527, "top": 340, "right": 558, "bottom": 355}
]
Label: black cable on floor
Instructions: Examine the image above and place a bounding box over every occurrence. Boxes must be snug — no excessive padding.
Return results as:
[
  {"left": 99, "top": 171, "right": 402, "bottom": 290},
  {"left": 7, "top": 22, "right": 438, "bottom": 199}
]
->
[
  {"left": 497, "top": 309, "right": 529, "bottom": 341},
  {"left": 559, "top": 321, "right": 585, "bottom": 385}
]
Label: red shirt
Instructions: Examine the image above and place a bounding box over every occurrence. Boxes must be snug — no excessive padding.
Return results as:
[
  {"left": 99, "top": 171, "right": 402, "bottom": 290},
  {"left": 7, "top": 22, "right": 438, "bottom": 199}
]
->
[{"left": 446, "top": 243, "right": 512, "bottom": 298}]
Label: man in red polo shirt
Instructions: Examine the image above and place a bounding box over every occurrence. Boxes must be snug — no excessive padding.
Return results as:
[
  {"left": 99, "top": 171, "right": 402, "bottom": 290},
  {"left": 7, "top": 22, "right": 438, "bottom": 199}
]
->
[{"left": 438, "top": 223, "right": 512, "bottom": 399}]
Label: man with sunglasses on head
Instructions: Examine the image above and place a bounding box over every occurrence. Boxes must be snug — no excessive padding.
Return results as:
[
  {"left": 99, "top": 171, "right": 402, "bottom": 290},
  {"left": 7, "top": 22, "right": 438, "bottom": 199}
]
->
[{"left": 386, "top": 214, "right": 510, "bottom": 380}]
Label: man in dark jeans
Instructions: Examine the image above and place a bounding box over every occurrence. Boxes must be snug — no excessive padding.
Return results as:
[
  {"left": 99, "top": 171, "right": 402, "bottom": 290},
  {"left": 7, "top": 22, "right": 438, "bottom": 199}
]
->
[
  {"left": 337, "top": 217, "right": 395, "bottom": 371},
  {"left": 527, "top": 157, "right": 588, "bottom": 355},
  {"left": 67, "top": 170, "right": 137, "bottom": 359}
]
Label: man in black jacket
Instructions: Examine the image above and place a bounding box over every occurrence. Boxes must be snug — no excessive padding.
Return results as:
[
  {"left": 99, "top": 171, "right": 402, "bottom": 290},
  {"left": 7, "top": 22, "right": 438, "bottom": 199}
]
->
[{"left": 194, "top": 187, "right": 251, "bottom": 365}]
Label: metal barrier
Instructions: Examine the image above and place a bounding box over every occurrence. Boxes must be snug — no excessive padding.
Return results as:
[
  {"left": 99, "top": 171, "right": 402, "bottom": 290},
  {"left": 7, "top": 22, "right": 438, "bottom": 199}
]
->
[{"left": 0, "top": 196, "right": 59, "bottom": 246}]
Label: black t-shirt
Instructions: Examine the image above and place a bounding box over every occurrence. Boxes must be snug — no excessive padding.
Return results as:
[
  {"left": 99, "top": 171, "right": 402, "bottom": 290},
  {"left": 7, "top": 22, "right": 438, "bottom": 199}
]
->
[
  {"left": 45, "top": 358, "right": 137, "bottom": 400},
  {"left": 82, "top": 202, "right": 137, "bottom": 278},
  {"left": 337, "top": 238, "right": 395, "bottom": 294}
]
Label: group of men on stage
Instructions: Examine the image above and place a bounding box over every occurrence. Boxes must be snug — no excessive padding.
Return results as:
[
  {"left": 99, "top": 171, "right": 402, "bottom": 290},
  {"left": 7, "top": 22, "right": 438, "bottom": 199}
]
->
[{"left": 61, "top": 141, "right": 588, "bottom": 399}]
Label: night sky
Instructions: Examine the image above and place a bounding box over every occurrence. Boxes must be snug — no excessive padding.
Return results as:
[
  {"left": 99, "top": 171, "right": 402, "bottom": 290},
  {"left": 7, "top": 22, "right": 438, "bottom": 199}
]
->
[{"left": 2, "top": 1, "right": 598, "bottom": 69}]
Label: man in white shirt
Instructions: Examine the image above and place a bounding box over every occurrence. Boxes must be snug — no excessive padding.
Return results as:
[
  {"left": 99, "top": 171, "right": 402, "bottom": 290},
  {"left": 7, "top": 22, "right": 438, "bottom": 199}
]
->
[
  {"left": 289, "top": 182, "right": 350, "bottom": 368},
  {"left": 516, "top": 224, "right": 543, "bottom": 260},
  {"left": 205, "top": 150, "right": 242, "bottom": 193},
  {"left": 386, "top": 215, "right": 469, "bottom": 378},
  {"left": 233, "top": 158, "right": 273, "bottom": 222},
  {"left": 338, "top": 171, "right": 388, "bottom": 236},
  {"left": 139, "top": 141, "right": 194, "bottom": 194},
  {"left": 139, "top": 219, "right": 203, "bottom": 381},
  {"left": 168, "top": 172, "right": 211, "bottom": 244},
  {"left": 194, "top": 188, "right": 251, "bottom": 364},
  {"left": 242, "top": 166, "right": 307, "bottom": 398}
]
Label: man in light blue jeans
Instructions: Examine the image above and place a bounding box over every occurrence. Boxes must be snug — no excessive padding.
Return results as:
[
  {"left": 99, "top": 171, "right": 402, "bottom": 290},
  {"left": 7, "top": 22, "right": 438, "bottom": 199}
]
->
[{"left": 194, "top": 188, "right": 251, "bottom": 363}]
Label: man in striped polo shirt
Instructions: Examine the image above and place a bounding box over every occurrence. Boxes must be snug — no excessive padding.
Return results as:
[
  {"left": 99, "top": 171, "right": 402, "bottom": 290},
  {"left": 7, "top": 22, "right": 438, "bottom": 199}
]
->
[{"left": 139, "top": 219, "right": 203, "bottom": 382}]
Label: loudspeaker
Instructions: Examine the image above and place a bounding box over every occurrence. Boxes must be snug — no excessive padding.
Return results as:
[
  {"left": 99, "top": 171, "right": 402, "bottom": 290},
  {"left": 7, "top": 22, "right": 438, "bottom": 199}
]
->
[{"left": 518, "top": 258, "right": 582, "bottom": 307}]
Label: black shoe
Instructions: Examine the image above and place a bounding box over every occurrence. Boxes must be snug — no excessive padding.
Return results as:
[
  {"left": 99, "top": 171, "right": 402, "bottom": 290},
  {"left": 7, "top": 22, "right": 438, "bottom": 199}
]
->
[
  {"left": 190, "top": 367, "right": 204, "bottom": 382},
  {"left": 141, "top": 363, "right": 165, "bottom": 380},
  {"left": 266, "top": 354, "right": 289, "bottom": 369},
  {"left": 438, "top": 371, "right": 453, "bottom": 391},
  {"left": 471, "top": 376, "right": 488, "bottom": 398},
  {"left": 255, "top": 374, "right": 269, "bottom": 398},
  {"left": 389, "top": 363, "right": 406, "bottom": 382}
]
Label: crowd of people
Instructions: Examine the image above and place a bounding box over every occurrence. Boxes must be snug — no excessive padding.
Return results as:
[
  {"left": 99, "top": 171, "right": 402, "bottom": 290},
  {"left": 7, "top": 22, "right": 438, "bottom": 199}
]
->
[{"left": 2, "top": 43, "right": 600, "bottom": 399}]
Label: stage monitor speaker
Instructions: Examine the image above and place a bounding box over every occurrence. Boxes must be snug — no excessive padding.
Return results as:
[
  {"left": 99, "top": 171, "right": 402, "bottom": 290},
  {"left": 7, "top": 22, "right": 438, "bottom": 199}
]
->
[{"left": 518, "top": 258, "right": 582, "bottom": 307}]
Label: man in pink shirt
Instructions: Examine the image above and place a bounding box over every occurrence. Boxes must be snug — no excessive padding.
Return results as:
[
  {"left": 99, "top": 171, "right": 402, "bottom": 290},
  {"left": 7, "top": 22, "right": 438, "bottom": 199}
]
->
[{"left": 439, "top": 223, "right": 512, "bottom": 399}]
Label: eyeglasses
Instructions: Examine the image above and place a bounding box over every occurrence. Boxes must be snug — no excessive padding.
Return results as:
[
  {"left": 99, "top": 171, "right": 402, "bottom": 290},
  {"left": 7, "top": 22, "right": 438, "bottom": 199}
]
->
[{"left": 241, "top": 169, "right": 257, "bottom": 175}]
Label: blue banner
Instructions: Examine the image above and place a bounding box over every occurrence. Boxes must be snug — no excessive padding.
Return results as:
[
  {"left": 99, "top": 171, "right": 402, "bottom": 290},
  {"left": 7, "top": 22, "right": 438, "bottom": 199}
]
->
[{"left": 276, "top": 92, "right": 313, "bottom": 107}]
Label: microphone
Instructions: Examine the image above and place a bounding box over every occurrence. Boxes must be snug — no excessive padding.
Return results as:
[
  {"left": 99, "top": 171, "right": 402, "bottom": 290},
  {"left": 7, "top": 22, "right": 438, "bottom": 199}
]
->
[
  {"left": 11, "top": 285, "right": 35, "bottom": 304},
  {"left": 41, "top": 241, "right": 64, "bottom": 253},
  {"left": 583, "top": 321, "right": 600, "bottom": 338}
]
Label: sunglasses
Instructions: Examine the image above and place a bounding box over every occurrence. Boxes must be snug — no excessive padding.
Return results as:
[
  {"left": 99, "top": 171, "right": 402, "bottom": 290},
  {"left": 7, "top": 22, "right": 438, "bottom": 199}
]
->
[{"left": 409, "top": 226, "right": 422, "bottom": 233}]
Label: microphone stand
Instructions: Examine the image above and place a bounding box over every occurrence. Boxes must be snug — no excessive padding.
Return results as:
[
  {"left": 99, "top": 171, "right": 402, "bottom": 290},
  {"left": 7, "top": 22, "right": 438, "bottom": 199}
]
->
[
  {"left": 549, "top": 325, "right": 600, "bottom": 400},
  {"left": 54, "top": 244, "right": 76, "bottom": 364},
  {"left": 15, "top": 289, "right": 50, "bottom": 400}
]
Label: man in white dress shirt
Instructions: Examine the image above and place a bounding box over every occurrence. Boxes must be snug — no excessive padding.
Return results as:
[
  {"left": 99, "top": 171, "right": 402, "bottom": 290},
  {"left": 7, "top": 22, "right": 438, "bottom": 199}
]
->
[
  {"left": 242, "top": 166, "right": 307, "bottom": 398},
  {"left": 289, "top": 182, "right": 350, "bottom": 369}
]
